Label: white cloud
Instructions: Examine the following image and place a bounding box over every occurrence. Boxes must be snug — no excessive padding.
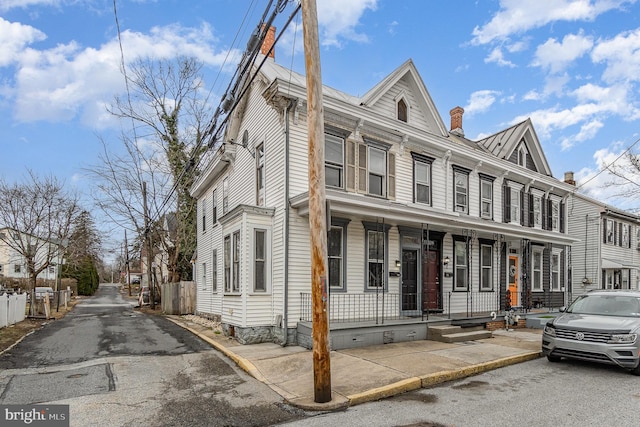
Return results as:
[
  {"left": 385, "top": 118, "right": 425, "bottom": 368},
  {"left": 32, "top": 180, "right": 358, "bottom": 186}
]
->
[
  {"left": 317, "top": 0, "right": 378, "bottom": 47},
  {"left": 0, "top": 0, "right": 62, "bottom": 12},
  {"left": 0, "top": 18, "right": 46, "bottom": 67},
  {"left": 592, "top": 27, "right": 640, "bottom": 83},
  {"left": 533, "top": 32, "right": 593, "bottom": 73},
  {"left": 485, "top": 47, "right": 515, "bottom": 67},
  {"left": 560, "top": 119, "right": 603, "bottom": 149},
  {"left": 471, "top": 0, "right": 633, "bottom": 45},
  {"left": 464, "top": 90, "right": 501, "bottom": 115},
  {"left": 8, "top": 23, "right": 235, "bottom": 126}
]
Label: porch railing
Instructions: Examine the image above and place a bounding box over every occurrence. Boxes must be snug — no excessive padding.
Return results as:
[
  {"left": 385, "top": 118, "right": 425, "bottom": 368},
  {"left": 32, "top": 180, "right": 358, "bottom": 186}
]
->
[
  {"left": 299, "top": 292, "right": 402, "bottom": 323},
  {"left": 446, "top": 291, "right": 501, "bottom": 318}
]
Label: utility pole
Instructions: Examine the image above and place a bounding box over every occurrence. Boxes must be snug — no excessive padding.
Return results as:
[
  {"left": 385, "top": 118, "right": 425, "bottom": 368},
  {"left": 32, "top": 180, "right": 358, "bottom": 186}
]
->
[
  {"left": 125, "top": 230, "right": 131, "bottom": 296},
  {"left": 301, "top": 0, "right": 331, "bottom": 403},
  {"left": 142, "top": 182, "right": 155, "bottom": 309}
]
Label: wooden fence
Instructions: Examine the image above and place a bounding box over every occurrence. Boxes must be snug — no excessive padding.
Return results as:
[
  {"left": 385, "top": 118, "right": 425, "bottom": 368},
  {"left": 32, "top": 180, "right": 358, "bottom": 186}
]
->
[{"left": 161, "top": 281, "right": 195, "bottom": 315}]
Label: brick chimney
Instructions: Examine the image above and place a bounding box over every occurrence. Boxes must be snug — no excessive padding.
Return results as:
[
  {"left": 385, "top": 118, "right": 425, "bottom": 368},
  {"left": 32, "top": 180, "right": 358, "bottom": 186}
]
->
[
  {"left": 564, "top": 171, "right": 576, "bottom": 186},
  {"left": 450, "top": 106, "right": 464, "bottom": 136},
  {"left": 260, "top": 26, "right": 276, "bottom": 59}
]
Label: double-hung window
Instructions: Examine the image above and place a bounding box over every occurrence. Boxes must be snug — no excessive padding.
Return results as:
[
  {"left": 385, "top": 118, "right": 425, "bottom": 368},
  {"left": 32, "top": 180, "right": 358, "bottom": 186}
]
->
[
  {"left": 533, "top": 194, "right": 542, "bottom": 228},
  {"left": 532, "top": 249, "right": 543, "bottom": 291},
  {"left": 201, "top": 263, "right": 207, "bottom": 290},
  {"left": 453, "top": 237, "right": 468, "bottom": 291},
  {"left": 232, "top": 231, "right": 240, "bottom": 292},
  {"left": 201, "top": 197, "right": 206, "bottom": 232},
  {"left": 212, "top": 250, "right": 217, "bottom": 292},
  {"left": 551, "top": 250, "right": 561, "bottom": 291},
  {"left": 412, "top": 153, "right": 432, "bottom": 205},
  {"left": 510, "top": 187, "right": 520, "bottom": 224},
  {"left": 480, "top": 243, "right": 493, "bottom": 290},
  {"left": 256, "top": 143, "right": 265, "bottom": 206},
  {"left": 480, "top": 175, "right": 494, "bottom": 219},
  {"left": 368, "top": 146, "right": 387, "bottom": 197},
  {"left": 254, "top": 229, "right": 266, "bottom": 292},
  {"left": 453, "top": 168, "right": 469, "bottom": 213},
  {"left": 363, "top": 221, "right": 388, "bottom": 290},
  {"left": 606, "top": 219, "right": 614, "bottom": 244},
  {"left": 551, "top": 200, "right": 559, "bottom": 231},
  {"left": 222, "top": 178, "right": 229, "bottom": 215},
  {"left": 212, "top": 189, "right": 217, "bottom": 224},
  {"left": 325, "top": 133, "right": 344, "bottom": 189},
  {"left": 224, "top": 236, "right": 231, "bottom": 292}
]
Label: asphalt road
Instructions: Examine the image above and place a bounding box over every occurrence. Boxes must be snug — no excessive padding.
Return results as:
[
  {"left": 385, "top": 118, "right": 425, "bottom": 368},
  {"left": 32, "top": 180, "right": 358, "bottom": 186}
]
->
[
  {"left": 279, "top": 356, "right": 640, "bottom": 427},
  {"left": 0, "top": 283, "right": 305, "bottom": 427}
]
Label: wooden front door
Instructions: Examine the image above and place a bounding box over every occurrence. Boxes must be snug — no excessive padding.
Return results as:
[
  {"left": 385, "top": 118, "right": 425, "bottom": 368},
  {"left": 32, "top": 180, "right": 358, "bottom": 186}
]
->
[
  {"left": 508, "top": 255, "right": 519, "bottom": 307},
  {"left": 422, "top": 250, "right": 440, "bottom": 311},
  {"left": 401, "top": 249, "right": 418, "bottom": 311}
]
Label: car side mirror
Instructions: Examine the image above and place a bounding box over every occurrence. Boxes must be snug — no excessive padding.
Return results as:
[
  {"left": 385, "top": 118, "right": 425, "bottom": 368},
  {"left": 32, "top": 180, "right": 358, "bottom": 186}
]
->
[{"left": 559, "top": 306, "right": 566, "bottom": 312}]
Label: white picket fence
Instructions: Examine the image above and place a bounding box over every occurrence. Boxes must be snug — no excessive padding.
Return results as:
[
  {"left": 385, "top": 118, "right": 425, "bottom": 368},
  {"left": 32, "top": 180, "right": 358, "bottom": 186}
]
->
[{"left": 0, "top": 293, "right": 27, "bottom": 329}]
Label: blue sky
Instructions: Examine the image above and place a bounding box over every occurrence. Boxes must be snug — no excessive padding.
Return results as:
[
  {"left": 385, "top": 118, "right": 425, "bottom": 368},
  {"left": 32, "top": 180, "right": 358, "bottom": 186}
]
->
[{"left": 2, "top": 0, "right": 640, "bottom": 220}]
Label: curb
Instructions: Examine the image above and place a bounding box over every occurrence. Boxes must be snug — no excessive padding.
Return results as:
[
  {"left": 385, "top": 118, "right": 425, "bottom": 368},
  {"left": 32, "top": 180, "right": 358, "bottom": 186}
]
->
[
  {"left": 348, "top": 377, "right": 422, "bottom": 406},
  {"left": 420, "top": 351, "right": 542, "bottom": 388}
]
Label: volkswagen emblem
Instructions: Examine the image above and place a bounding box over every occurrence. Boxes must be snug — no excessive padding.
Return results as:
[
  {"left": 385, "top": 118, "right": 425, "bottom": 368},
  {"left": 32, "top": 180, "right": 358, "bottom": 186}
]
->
[{"left": 575, "top": 332, "right": 585, "bottom": 341}]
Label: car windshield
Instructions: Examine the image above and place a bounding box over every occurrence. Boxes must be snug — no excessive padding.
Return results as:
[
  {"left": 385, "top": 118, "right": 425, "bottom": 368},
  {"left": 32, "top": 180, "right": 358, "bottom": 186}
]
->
[{"left": 568, "top": 295, "right": 640, "bottom": 317}]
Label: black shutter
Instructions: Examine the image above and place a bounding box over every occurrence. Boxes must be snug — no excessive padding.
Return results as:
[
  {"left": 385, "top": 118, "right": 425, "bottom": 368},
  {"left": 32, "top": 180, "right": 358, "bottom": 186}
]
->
[
  {"left": 603, "top": 219, "right": 607, "bottom": 244},
  {"left": 528, "top": 193, "right": 534, "bottom": 227},
  {"left": 520, "top": 190, "right": 525, "bottom": 226},
  {"left": 504, "top": 185, "right": 511, "bottom": 223},
  {"left": 560, "top": 202, "right": 565, "bottom": 233}
]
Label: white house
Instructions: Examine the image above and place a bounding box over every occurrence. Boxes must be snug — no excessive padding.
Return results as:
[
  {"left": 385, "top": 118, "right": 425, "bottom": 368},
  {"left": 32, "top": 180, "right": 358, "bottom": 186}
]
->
[
  {"left": 564, "top": 183, "right": 640, "bottom": 299},
  {"left": 0, "top": 227, "right": 62, "bottom": 284},
  {"left": 190, "top": 38, "right": 580, "bottom": 347}
]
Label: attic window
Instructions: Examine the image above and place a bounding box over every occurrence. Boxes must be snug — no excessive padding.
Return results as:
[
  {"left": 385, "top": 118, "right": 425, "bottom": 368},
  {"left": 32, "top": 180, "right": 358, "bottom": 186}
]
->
[
  {"left": 397, "top": 98, "right": 408, "bottom": 122},
  {"left": 518, "top": 145, "right": 528, "bottom": 167}
]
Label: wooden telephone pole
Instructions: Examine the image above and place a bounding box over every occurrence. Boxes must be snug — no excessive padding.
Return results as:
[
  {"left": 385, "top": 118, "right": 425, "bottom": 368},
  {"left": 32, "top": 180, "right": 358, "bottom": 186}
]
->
[{"left": 301, "top": 0, "right": 331, "bottom": 403}]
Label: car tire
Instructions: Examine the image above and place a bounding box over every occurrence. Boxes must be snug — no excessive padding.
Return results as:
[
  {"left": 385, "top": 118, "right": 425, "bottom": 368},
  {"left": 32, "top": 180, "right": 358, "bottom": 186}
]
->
[
  {"left": 630, "top": 363, "right": 640, "bottom": 376},
  {"left": 547, "top": 354, "right": 562, "bottom": 363}
]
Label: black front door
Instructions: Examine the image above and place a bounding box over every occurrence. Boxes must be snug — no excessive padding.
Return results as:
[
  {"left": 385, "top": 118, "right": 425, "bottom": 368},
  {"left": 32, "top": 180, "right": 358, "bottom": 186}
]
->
[{"left": 402, "top": 249, "right": 418, "bottom": 311}]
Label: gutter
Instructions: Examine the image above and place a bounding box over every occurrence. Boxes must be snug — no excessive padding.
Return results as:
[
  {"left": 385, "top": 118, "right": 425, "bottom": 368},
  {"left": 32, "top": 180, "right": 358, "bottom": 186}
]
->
[{"left": 281, "top": 98, "right": 296, "bottom": 346}]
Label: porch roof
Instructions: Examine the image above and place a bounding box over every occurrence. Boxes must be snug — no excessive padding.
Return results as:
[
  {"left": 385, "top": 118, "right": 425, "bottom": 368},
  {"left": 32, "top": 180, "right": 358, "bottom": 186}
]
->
[{"left": 290, "top": 189, "right": 579, "bottom": 245}]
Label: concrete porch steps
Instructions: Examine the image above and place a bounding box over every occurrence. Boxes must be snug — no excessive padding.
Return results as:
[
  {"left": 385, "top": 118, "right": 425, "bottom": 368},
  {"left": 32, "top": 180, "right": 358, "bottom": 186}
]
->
[{"left": 428, "top": 324, "right": 492, "bottom": 343}]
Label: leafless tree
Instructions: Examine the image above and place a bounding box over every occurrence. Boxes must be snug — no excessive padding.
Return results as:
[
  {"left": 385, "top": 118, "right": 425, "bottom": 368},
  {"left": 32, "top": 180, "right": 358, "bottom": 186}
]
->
[
  {"left": 0, "top": 171, "right": 80, "bottom": 289},
  {"left": 88, "top": 57, "right": 212, "bottom": 283}
]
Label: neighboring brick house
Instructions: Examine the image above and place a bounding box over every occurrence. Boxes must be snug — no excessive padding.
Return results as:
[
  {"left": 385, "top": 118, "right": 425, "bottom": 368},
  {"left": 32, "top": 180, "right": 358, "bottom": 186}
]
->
[{"left": 190, "top": 35, "right": 583, "bottom": 346}]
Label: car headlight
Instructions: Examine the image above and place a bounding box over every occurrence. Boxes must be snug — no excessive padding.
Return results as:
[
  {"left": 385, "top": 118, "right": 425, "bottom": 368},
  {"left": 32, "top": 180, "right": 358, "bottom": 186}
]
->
[
  {"left": 543, "top": 325, "right": 556, "bottom": 337},
  {"left": 609, "top": 334, "right": 637, "bottom": 344}
]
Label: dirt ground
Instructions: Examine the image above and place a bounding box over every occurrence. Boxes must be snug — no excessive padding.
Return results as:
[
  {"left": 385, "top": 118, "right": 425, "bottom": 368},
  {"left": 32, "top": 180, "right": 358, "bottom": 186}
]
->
[{"left": 0, "top": 298, "right": 82, "bottom": 354}]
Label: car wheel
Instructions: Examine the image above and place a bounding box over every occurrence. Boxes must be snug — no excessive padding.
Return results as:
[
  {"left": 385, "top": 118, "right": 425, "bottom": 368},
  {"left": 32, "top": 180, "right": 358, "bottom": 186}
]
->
[{"left": 547, "top": 354, "right": 562, "bottom": 363}]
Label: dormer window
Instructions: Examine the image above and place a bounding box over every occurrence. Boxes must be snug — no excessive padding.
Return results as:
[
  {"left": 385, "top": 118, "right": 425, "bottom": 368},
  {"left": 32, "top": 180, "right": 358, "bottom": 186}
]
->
[{"left": 397, "top": 98, "right": 408, "bottom": 122}]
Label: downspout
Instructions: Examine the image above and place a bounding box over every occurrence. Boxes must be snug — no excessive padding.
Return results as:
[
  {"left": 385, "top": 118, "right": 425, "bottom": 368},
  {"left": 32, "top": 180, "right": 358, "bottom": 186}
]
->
[{"left": 280, "top": 98, "right": 295, "bottom": 346}]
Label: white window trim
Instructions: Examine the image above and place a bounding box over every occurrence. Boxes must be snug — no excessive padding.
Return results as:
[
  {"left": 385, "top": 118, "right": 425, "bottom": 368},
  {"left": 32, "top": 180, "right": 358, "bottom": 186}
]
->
[
  {"left": 551, "top": 249, "right": 562, "bottom": 291},
  {"left": 256, "top": 142, "right": 265, "bottom": 206},
  {"left": 532, "top": 193, "right": 542, "bottom": 229},
  {"left": 480, "top": 244, "right": 493, "bottom": 291},
  {"left": 368, "top": 145, "right": 387, "bottom": 197},
  {"left": 509, "top": 183, "right": 523, "bottom": 225},
  {"left": 454, "top": 239, "right": 468, "bottom": 291},
  {"left": 454, "top": 170, "right": 469, "bottom": 214},
  {"left": 480, "top": 178, "right": 493, "bottom": 219},
  {"left": 325, "top": 133, "right": 345, "bottom": 189},
  {"left": 532, "top": 248, "right": 543, "bottom": 291},
  {"left": 414, "top": 159, "right": 431, "bottom": 205},
  {"left": 394, "top": 92, "right": 410, "bottom": 123},
  {"left": 249, "top": 226, "right": 271, "bottom": 294}
]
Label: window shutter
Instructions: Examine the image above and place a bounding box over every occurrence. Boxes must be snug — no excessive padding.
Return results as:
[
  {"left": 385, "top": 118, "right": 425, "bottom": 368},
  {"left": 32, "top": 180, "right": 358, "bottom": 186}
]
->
[
  {"left": 388, "top": 152, "right": 396, "bottom": 200},
  {"left": 503, "top": 185, "right": 511, "bottom": 223},
  {"left": 603, "top": 219, "right": 607, "bottom": 244},
  {"left": 528, "top": 193, "right": 534, "bottom": 227},
  {"left": 560, "top": 202, "right": 565, "bottom": 233},
  {"left": 520, "top": 190, "right": 525, "bottom": 226},
  {"left": 358, "top": 143, "right": 367, "bottom": 193},
  {"left": 346, "top": 140, "right": 356, "bottom": 192}
]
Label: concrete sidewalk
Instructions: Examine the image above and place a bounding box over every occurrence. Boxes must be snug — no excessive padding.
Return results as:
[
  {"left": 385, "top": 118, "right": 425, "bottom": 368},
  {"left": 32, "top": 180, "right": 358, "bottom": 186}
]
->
[{"left": 167, "top": 316, "right": 542, "bottom": 411}]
